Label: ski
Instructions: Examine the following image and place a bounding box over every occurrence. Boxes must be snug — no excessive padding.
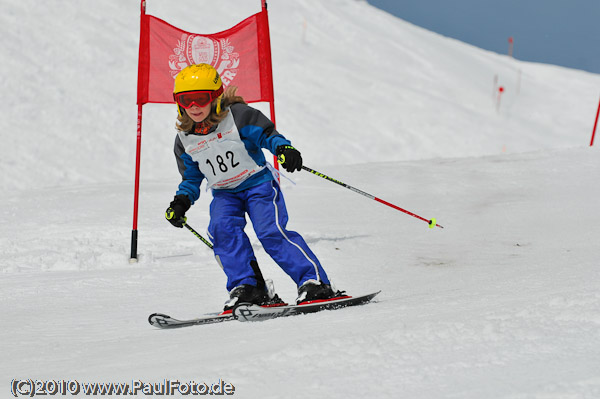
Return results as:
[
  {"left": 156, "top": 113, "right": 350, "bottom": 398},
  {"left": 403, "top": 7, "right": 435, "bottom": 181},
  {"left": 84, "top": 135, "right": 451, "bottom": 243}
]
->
[
  {"left": 233, "top": 291, "right": 381, "bottom": 322},
  {"left": 148, "top": 312, "right": 234, "bottom": 329},
  {"left": 148, "top": 303, "right": 288, "bottom": 329},
  {"left": 148, "top": 291, "right": 381, "bottom": 329}
]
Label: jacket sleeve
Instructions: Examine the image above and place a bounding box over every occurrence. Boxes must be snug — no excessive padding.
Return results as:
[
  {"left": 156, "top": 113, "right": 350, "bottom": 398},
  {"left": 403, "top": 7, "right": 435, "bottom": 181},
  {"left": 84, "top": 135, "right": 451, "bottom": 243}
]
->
[
  {"left": 230, "top": 103, "right": 291, "bottom": 153},
  {"left": 174, "top": 135, "right": 204, "bottom": 204}
]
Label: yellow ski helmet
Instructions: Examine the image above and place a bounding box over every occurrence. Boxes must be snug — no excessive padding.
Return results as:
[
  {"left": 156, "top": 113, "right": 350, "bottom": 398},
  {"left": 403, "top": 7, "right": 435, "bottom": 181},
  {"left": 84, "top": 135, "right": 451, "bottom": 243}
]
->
[{"left": 173, "top": 64, "right": 224, "bottom": 116}]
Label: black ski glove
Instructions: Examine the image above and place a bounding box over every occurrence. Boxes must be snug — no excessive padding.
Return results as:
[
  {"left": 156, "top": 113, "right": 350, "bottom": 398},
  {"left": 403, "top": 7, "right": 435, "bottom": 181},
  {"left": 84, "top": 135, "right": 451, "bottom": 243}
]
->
[
  {"left": 276, "top": 145, "right": 302, "bottom": 173},
  {"left": 165, "top": 194, "right": 191, "bottom": 228}
]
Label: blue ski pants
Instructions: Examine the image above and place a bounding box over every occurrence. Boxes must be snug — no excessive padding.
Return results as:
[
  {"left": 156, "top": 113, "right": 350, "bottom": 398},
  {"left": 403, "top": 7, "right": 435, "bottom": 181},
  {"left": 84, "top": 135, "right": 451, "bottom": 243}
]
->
[{"left": 208, "top": 180, "right": 329, "bottom": 291}]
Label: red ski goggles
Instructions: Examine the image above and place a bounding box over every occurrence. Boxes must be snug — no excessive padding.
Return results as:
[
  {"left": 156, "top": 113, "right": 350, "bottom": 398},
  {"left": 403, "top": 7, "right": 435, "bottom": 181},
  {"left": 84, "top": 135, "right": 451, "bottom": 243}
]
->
[{"left": 173, "top": 87, "right": 224, "bottom": 109}]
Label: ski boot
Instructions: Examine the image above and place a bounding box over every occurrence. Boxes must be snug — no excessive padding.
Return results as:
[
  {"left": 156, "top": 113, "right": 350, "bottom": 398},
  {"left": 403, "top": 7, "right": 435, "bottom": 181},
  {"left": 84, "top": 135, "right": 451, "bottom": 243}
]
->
[
  {"left": 223, "top": 279, "right": 286, "bottom": 312},
  {"left": 296, "top": 280, "right": 345, "bottom": 305}
]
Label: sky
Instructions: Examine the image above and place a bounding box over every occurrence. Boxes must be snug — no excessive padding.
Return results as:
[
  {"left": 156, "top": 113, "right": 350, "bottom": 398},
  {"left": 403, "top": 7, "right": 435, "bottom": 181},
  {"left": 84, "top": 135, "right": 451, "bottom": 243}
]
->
[{"left": 366, "top": 0, "right": 600, "bottom": 74}]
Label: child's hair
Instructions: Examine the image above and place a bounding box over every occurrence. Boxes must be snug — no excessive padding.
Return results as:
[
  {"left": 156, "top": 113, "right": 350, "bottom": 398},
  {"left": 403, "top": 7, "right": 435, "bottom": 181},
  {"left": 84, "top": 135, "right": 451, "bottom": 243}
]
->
[{"left": 176, "top": 86, "right": 246, "bottom": 133}]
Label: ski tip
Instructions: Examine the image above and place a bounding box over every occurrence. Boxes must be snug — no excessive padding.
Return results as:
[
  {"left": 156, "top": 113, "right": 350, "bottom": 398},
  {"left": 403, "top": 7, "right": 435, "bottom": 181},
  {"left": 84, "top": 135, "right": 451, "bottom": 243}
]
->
[
  {"left": 148, "top": 313, "right": 171, "bottom": 326},
  {"left": 366, "top": 290, "right": 381, "bottom": 301}
]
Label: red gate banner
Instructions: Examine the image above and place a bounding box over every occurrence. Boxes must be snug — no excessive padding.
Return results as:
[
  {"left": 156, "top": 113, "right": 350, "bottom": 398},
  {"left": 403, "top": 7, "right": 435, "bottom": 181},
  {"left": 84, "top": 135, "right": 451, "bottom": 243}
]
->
[{"left": 137, "top": 10, "right": 274, "bottom": 105}]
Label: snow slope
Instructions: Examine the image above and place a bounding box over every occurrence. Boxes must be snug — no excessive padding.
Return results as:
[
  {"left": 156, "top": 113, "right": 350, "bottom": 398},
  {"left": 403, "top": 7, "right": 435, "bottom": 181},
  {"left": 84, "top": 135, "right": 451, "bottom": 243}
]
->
[
  {"left": 1, "top": 0, "right": 599, "bottom": 192},
  {"left": 1, "top": 0, "right": 599, "bottom": 398}
]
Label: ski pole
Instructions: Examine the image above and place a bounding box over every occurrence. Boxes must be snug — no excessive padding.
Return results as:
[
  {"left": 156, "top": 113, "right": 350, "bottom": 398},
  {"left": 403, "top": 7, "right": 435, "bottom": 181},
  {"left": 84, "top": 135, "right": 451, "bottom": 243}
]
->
[
  {"left": 182, "top": 220, "right": 214, "bottom": 249},
  {"left": 167, "top": 210, "right": 268, "bottom": 288},
  {"left": 183, "top": 220, "right": 267, "bottom": 290},
  {"left": 293, "top": 163, "right": 443, "bottom": 229},
  {"left": 166, "top": 208, "right": 214, "bottom": 248}
]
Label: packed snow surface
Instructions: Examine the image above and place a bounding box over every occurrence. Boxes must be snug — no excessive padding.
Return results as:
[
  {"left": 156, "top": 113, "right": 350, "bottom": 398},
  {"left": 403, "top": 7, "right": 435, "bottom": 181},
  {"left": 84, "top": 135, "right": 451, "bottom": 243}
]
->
[{"left": 1, "top": 1, "right": 599, "bottom": 398}]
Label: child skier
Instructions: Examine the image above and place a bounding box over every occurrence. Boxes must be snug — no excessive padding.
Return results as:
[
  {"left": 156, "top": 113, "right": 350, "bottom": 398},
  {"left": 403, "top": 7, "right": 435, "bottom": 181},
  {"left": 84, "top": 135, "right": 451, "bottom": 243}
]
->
[{"left": 166, "top": 63, "right": 341, "bottom": 311}]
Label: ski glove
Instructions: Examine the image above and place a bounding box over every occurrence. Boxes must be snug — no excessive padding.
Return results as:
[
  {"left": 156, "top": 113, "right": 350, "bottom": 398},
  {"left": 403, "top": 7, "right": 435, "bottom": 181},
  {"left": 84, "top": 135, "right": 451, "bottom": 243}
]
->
[
  {"left": 165, "top": 194, "right": 191, "bottom": 228},
  {"left": 276, "top": 145, "right": 302, "bottom": 173}
]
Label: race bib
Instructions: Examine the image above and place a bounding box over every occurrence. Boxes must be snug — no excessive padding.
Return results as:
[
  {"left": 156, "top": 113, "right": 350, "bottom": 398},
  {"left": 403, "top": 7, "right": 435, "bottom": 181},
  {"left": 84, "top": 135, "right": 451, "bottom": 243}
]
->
[{"left": 178, "top": 112, "right": 264, "bottom": 189}]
